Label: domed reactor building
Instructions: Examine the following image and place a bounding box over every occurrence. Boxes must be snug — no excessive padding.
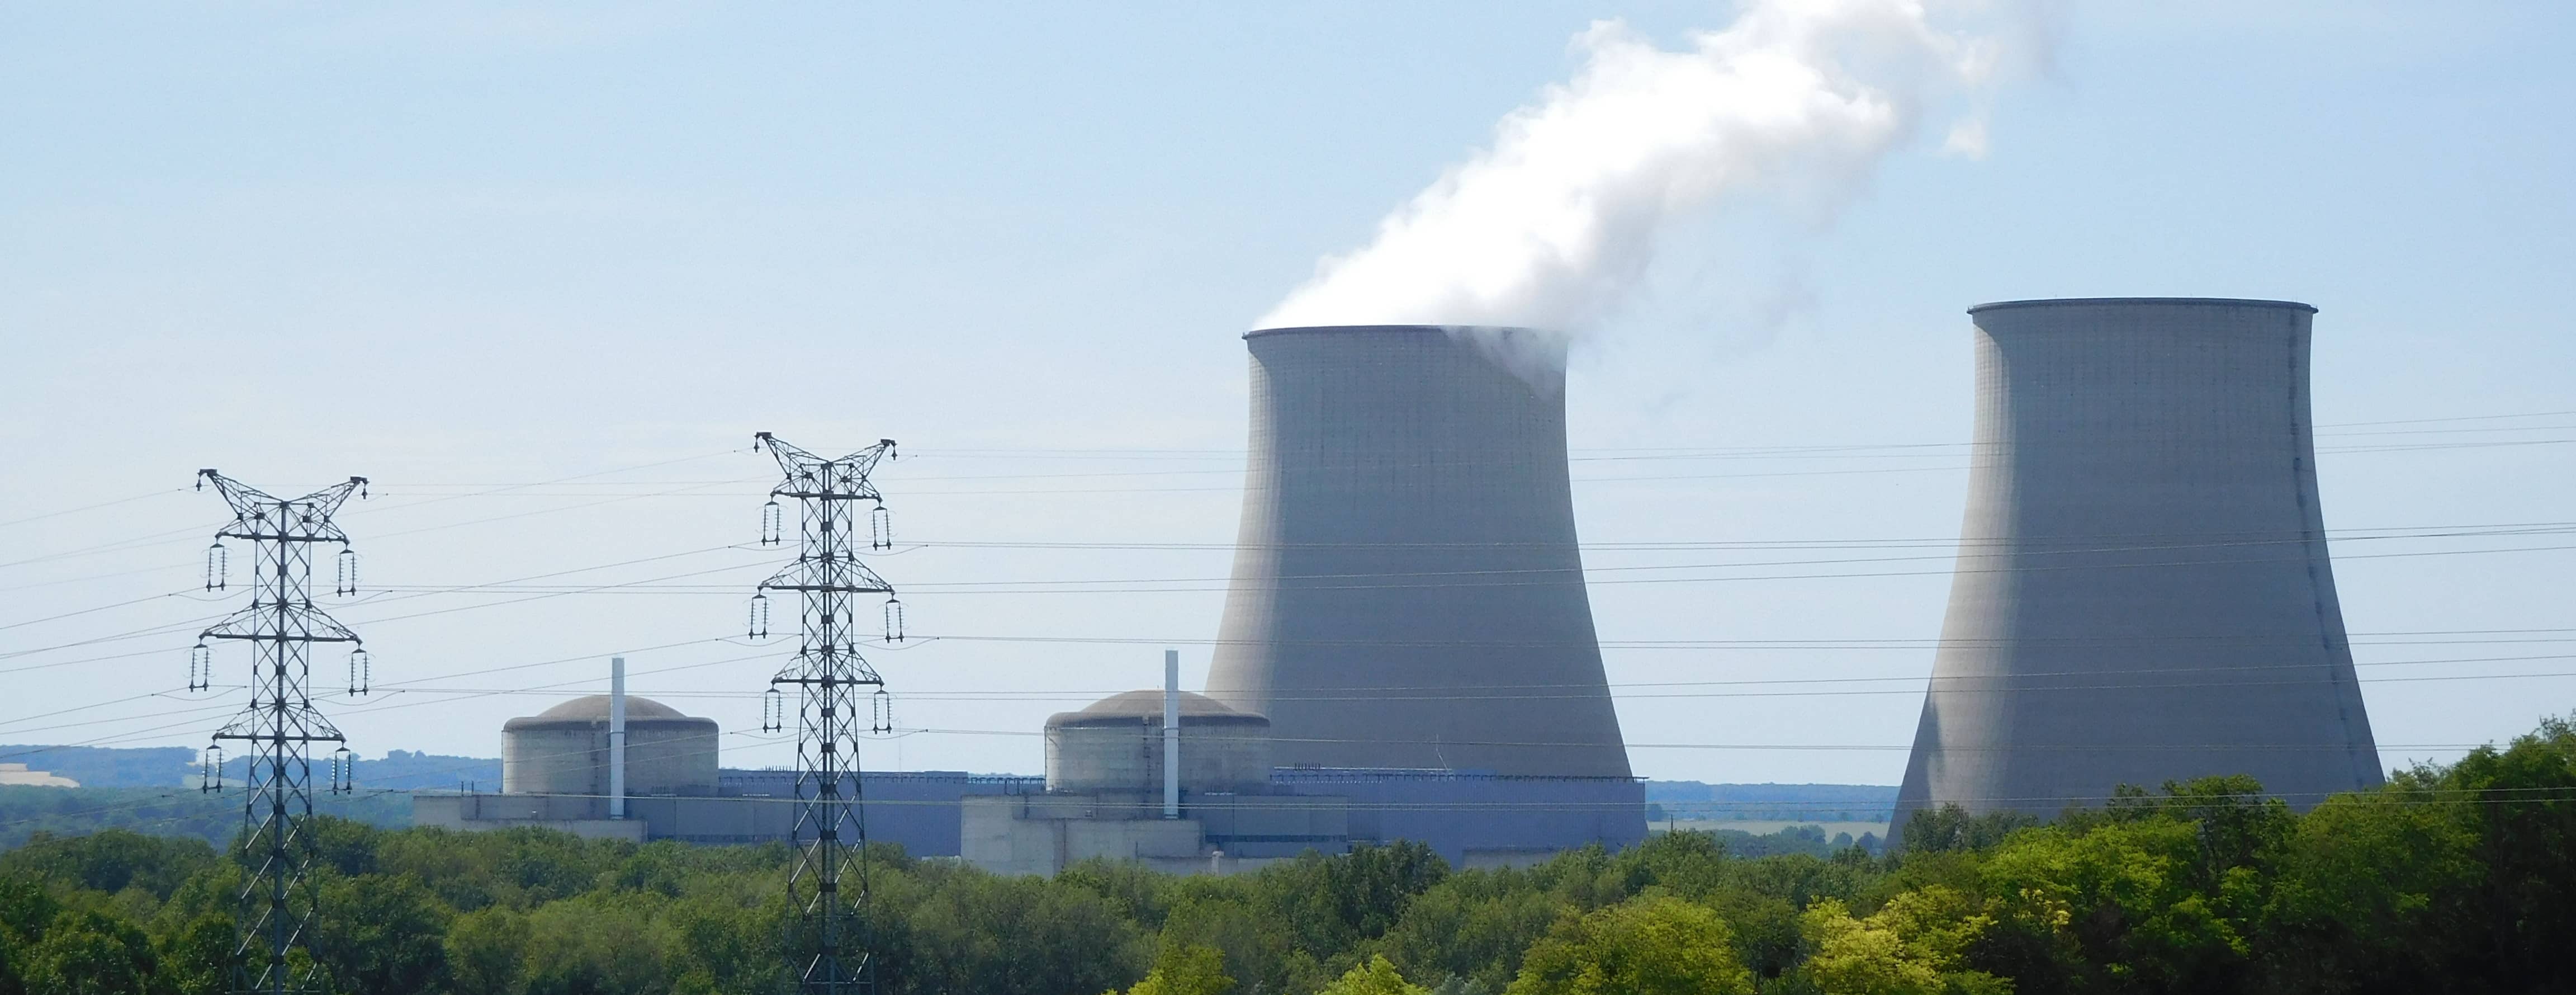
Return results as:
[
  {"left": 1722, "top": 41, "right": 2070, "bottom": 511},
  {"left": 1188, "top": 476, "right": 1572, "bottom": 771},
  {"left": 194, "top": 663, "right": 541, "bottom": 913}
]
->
[
  {"left": 415, "top": 664, "right": 1043, "bottom": 848},
  {"left": 1893, "top": 299, "right": 2384, "bottom": 840},
  {"left": 501, "top": 695, "right": 718, "bottom": 799}
]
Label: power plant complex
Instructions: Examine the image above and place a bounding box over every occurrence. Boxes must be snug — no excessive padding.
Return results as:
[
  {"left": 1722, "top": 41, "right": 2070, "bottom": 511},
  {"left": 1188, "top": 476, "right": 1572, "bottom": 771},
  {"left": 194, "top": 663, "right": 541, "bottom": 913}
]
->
[{"left": 419, "top": 300, "right": 2387, "bottom": 870}]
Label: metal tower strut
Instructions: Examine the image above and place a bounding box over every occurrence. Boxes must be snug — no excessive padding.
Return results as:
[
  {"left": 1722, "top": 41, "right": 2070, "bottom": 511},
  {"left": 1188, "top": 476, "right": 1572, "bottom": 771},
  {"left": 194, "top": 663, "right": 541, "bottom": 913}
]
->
[
  {"left": 191, "top": 469, "right": 370, "bottom": 995},
  {"left": 752, "top": 432, "right": 901, "bottom": 995}
]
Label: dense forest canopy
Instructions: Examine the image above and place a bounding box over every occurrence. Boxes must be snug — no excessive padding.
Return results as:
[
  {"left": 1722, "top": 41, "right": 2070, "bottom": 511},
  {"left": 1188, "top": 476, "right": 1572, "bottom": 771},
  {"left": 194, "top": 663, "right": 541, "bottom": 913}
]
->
[{"left": 1, "top": 713, "right": 2569, "bottom": 995}]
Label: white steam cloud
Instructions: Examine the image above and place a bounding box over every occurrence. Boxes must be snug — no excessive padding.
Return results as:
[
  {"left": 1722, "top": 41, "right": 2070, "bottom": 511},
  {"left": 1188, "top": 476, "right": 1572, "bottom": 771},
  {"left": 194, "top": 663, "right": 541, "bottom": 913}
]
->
[{"left": 1257, "top": 0, "right": 2007, "bottom": 337}]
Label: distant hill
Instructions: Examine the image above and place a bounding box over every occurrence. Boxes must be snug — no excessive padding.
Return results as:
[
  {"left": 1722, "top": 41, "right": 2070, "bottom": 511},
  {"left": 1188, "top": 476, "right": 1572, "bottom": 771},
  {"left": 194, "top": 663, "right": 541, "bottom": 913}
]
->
[
  {"left": 0, "top": 745, "right": 196, "bottom": 787},
  {"left": 0, "top": 744, "right": 500, "bottom": 791},
  {"left": 330, "top": 749, "right": 504, "bottom": 791},
  {"left": 0, "top": 785, "right": 410, "bottom": 848},
  {"left": 1642, "top": 781, "right": 1896, "bottom": 822}
]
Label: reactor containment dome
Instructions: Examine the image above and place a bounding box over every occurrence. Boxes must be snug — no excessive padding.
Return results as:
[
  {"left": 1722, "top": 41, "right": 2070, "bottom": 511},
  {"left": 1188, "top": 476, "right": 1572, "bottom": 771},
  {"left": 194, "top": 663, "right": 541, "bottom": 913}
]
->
[
  {"left": 501, "top": 694, "right": 718, "bottom": 798},
  {"left": 1205, "top": 324, "right": 1631, "bottom": 779},
  {"left": 1893, "top": 298, "right": 2383, "bottom": 836}
]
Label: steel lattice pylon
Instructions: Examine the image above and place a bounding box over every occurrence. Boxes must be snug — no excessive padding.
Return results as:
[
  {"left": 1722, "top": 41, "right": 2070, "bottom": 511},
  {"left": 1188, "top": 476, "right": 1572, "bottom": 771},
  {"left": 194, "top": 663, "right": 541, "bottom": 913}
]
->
[
  {"left": 752, "top": 432, "right": 901, "bottom": 995},
  {"left": 191, "top": 469, "right": 370, "bottom": 995}
]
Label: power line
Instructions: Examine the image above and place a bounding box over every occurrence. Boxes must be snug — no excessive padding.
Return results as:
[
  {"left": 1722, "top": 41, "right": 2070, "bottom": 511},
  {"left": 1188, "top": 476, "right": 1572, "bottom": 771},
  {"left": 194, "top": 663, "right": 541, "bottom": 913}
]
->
[{"left": 0, "top": 489, "right": 182, "bottom": 530}]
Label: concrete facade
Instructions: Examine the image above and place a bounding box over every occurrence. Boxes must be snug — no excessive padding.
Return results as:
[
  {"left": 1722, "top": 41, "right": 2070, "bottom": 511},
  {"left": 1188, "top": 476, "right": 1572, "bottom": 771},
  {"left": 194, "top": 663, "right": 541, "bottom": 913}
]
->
[
  {"left": 414, "top": 770, "right": 1043, "bottom": 854},
  {"left": 958, "top": 770, "right": 1646, "bottom": 876},
  {"left": 1206, "top": 326, "right": 1631, "bottom": 779},
  {"left": 1894, "top": 299, "right": 2383, "bottom": 837},
  {"left": 1045, "top": 690, "right": 1273, "bottom": 794},
  {"left": 958, "top": 793, "right": 1313, "bottom": 876},
  {"left": 1272, "top": 768, "right": 1646, "bottom": 867},
  {"left": 500, "top": 695, "right": 717, "bottom": 798}
]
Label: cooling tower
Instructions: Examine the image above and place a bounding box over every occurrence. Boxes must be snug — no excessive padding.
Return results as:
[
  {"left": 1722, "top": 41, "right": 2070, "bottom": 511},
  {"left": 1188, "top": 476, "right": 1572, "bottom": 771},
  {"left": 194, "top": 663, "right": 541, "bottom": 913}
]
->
[
  {"left": 1893, "top": 299, "right": 2383, "bottom": 834},
  {"left": 1205, "top": 326, "right": 1631, "bottom": 779}
]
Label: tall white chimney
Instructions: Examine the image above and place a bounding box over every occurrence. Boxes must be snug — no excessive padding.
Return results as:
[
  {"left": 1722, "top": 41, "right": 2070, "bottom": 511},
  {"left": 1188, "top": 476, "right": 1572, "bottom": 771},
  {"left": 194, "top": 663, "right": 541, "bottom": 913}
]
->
[
  {"left": 608, "top": 656, "right": 627, "bottom": 820},
  {"left": 1163, "top": 649, "right": 1181, "bottom": 819}
]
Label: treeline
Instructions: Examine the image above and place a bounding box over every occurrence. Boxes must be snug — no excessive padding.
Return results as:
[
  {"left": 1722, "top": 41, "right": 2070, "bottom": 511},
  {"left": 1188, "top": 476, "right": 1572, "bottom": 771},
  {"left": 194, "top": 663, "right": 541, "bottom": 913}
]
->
[
  {"left": 1644, "top": 782, "right": 1897, "bottom": 824},
  {"left": 2, "top": 714, "right": 2570, "bottom": 995},
  {"left": 0, "top": 787, "right": 410, "bottom": 849}
]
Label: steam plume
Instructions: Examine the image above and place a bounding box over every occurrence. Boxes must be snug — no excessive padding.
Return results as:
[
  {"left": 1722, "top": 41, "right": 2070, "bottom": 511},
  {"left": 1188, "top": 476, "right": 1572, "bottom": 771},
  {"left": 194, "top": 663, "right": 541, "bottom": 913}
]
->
[{"left": 1257, "top": 0, "right": 2004, "bottom": 337}]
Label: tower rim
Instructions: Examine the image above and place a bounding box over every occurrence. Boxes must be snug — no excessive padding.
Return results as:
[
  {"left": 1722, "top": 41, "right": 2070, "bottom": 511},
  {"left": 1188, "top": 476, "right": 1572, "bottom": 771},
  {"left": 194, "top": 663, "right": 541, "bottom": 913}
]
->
[
  {"left": 1243, "top": 324, "right": 1546, "bottom": 341},
  {"left": 1968, "top": 297, "right": 2316, "bottom": 315}
]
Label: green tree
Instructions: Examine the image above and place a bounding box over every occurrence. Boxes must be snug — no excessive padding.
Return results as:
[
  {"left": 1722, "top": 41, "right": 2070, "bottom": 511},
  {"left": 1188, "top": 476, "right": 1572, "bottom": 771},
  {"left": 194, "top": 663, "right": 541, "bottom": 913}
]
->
[
  {"left": 1157, "top": 889, "right": 1321, "bottom": 995},
  {"left": 2257, "top": 785, "right": 2478, "bottom": 993},
  {"left": 1253, "top": 842, "right": 1448, "bottom": 956},
  {"left": 662, "top": 885, "right": 785, "bottom": 995},
  {"left": 1056, "top": 857, "right": 1171, "bottom": 928},
  {"left": 1900, "top": 807, "right": 2037, "bottom": 855},
  {"left": 2442, "top": 714, "right": 2576, "bottom": 992},
  {"left": 1797, "top": 889, "right": 2007, "bottom": 995},
  {"left": 1, "top": 873, "right": 64, "bottom": 995},
  {"left": 1977, "top": 817, "right": 2247, "bottom": 992},
  {"left": 1379, "top": 870, "right": 1564, "bottom": 992},
  {"left": 302, "top": 817, "right": 383, "bottom": 878},
  {"left": 1503, "top": 895, "right": 1753, "bottom": 995},
  {"left": 901, "top": 869, "right": 1147, "bottom": 995},
  {"left": 1120, "top": 942, "right": 1233, "bottom": 995},
  {"left": 0, "top": 831, "right": 214, "bottom": 900},
  {"left": 444, "top": 906, "right": 528, "bottom": 995},
  {"left": 316, "top": 872, "right": 450, "bottom": 995},
  {"left": 519, "top": 897, "right": 671, "bottom": 995},
  {"left": 150, "top": 912, "right": 232, "bottom": 995},
  {"left": 21, "top": 909, "right": 155, "bottom": 995},
  {"left": 1318, "top": 955, "right": 1431, "bottom": 995},
  {"left": 1606, "top": 832, "right": 1731, "bottom": 901}
]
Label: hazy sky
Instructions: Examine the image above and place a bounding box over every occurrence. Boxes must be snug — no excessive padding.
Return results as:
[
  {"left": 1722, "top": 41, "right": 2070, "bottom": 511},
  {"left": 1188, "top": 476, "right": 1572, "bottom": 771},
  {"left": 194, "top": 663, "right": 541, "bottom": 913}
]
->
[{"left": 3, "top": 2, "right": 2570, "bottom": 786}]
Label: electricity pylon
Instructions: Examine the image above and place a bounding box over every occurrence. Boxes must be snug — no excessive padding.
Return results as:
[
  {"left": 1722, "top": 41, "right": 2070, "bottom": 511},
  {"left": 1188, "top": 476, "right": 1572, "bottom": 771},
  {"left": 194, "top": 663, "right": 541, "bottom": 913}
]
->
[
  {"left": 752, "top": 433, "right": 902, "bottom": 995},
  {"left": 191, "top": 469, "right": 370, "bottom": 995}
]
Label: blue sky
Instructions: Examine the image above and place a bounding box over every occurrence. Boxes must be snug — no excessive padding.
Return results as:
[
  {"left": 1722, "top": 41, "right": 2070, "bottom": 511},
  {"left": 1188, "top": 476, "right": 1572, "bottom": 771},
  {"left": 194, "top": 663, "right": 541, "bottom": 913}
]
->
[{"left": 2, "top": 2, "right": 2569, "bottom": 785}]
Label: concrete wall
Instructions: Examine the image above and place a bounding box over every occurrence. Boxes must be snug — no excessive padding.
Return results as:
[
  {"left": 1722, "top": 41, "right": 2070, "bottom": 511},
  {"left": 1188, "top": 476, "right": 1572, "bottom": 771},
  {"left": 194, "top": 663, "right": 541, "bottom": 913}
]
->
[
  {"left": 1206, "top": 326, "right": 1630, "bottom": 779},
  {"left": 411, "top": 793, "right": 648, "bottom": 842},
  {"left": 960, "top": 795, "right": 1213, "bottom": 876},
  {"left": 1894, "top": 299, "right": 2383, "bottom": 836},
  {"left": 1273, "top": 768, "right": 1646, "bottom": 865},
  {"left": 1046, "top": 719, "right": 1273, "bottom": 794},
  {"left": 696, "top": 770, "right": 1039, "bottom": 853}
]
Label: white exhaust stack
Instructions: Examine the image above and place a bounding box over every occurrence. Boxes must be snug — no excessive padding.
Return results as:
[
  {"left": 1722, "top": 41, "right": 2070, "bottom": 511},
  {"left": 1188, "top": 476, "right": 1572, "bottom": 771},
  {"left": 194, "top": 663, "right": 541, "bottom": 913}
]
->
[
  {"left": 1163, "top": 649, "right": 1181, "bottom": 819},
  {"left": 608, "top": 656, "right": 627, "bottom": 819}
]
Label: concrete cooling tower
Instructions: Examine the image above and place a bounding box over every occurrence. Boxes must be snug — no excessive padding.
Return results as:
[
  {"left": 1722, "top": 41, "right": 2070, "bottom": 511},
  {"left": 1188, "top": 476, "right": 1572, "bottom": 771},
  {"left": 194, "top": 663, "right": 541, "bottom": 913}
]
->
[
  {"left": 1895, "top": 298, "right": 2383, "bottom": 833},
  {"left": 1205, "top": 325, "right": 1631, "bottom": 779}
]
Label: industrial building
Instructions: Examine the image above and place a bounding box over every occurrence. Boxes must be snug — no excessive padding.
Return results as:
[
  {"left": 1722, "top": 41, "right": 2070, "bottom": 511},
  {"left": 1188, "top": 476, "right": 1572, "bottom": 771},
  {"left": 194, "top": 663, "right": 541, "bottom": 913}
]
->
[
  {"left": 414, "top": 684, "right": 1040, "bottom": 850},
  {"left": 501, "top": 695, "right": 717, "bottom": 799},
  {"left": 427, "top": 324, "right": 1697, "bottom": 868},
  {"left": 962, "top": 655, "right": 1643, "bottom": 875},
  {"left": 1206, "top": 325, "right": 1633, "bottom": 780},
  {"left": 419, "top": 669, "right": 1644, "bottom": 868},
  {"left": 1892, "top": 298, "right": 2384, "bottom": 838}
]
